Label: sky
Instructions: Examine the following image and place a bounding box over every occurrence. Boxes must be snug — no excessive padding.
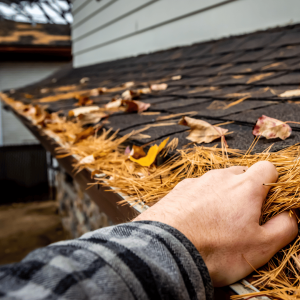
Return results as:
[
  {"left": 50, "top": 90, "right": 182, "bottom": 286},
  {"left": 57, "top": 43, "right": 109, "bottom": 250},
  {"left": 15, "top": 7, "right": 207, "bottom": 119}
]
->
[{"left": 0, "top": 0, "right": 73, "bottom": 24}]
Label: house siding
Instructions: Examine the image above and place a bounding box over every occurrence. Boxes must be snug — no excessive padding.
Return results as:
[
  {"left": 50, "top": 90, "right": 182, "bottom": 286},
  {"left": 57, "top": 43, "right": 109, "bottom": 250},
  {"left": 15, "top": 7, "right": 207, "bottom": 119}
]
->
[{"left": 72, "top": 0, "right": 300, "bottom": 68}]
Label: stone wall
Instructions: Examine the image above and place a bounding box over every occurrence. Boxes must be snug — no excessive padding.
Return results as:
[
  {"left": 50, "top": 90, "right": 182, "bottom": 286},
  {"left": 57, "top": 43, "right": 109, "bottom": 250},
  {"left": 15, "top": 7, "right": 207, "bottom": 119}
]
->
[{"left": 56, "top": 172, "right": 113, "bottom": 238}]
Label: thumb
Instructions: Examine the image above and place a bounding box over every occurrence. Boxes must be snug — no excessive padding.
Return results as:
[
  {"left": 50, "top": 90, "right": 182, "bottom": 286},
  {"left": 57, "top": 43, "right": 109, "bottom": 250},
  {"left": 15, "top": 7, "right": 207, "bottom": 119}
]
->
[{"left": 261, "top": 211, "right": 298, "bottom": 255}]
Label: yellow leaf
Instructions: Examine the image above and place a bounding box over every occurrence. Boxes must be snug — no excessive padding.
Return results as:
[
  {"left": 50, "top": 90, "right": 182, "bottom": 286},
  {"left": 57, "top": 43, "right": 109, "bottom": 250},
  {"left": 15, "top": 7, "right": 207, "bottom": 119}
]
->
[
  {"left": 129, "top": 137, "right": 169, "bottom": 167},
  {"left": 130, "top": 145, "right": 159, "bottom": 167}
]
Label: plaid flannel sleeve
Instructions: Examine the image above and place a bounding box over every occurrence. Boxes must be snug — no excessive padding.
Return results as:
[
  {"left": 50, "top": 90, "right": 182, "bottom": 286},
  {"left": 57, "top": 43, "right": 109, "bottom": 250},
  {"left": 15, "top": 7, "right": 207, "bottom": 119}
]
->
[{"left": 0, "top": 221, "right": 214, "bottom": 300}]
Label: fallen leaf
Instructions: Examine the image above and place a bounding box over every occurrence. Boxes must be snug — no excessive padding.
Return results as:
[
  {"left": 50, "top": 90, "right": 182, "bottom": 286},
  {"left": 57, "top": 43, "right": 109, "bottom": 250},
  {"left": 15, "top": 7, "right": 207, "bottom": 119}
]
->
[
  {"left": 68, "top": 106, "right": 100, "bottom": 117},
  {"left": 74, "top": 127, "right": 95, "bottom": 143},
  {"left": 105, "top": 99, "right": 150, "bottom": 113},
  {"left": 129, "top": 138, "right": 169, "bottom": 167},
  {"left": 122, "top": 81, "right": 135, "bottom": 88},
  {"left": 252, "top": 115, "right": 292, "bottom": 140},
  {"left": 80, "top": 77, "right": 89, "bottom": 84},
  {"left": 75, "top": 94, "right": 93, "bottom": 106},
  {"left": 247, "top": 72, "right": 274, "bottom": 84},
  {"left": 90, "top": 87, "right": 107, "bottom": 96},
  {"left": 172, "top": 75, "right": 181, "bottom": 80},
  {"left": 178, "top": 116, "right": 229, "bottom": 144},
  {"left": 151, "top": 83, "right": 168, "bottom": 91},
  {"left": 207, "top": 101, "right": 228, "bottom": 110},
  {"left": 78, "top": 111, "right": 108, "bottom": 126},
  {"left": 280, "top": 89, "right": 300, "bottom": 98},
  {"left": 105, "top": 99, "right": 122, "bottom": 109},
  {"left": 130, "top": 145, "right": 146, "bottom": 159},
  {"left": 122, "top": 100, "right": 150, "bottom": 113}
]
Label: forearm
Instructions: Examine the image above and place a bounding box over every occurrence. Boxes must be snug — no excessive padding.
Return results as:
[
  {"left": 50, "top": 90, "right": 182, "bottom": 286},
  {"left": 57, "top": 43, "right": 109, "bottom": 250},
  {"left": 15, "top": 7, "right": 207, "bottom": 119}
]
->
[{"left": 0, "top": 221, "right": 213, "bottom": 300}]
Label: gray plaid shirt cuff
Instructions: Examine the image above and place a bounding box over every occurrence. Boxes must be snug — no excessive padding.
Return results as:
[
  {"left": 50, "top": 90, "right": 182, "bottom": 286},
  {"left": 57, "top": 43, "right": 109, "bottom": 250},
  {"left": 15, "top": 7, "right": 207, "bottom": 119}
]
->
[{"left": 0, "top": 221, "right": 213, "bottom": 300}]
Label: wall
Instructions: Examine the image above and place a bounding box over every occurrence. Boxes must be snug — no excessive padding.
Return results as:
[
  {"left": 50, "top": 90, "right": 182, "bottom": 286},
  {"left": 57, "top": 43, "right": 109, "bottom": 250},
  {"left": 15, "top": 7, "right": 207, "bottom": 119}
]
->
[
  {"left": 0, "top": 62, "right": 67, "bottom": 146},
  {"left": 72, "top": 0, "right": 300, "bottom": 68}
]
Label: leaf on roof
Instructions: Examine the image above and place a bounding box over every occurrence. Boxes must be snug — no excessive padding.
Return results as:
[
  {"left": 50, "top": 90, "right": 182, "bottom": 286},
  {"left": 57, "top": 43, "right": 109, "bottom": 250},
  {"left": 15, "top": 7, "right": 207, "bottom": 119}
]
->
[
  {"left": 75, "top": 95, "right": 93, "bottom": 106},
  {"left": 247, "top": 72, "right": 274, "bottom": 84},
  {"left": 279, "top": 89, "right": 300, "bottom": 98},
  {"left": 151, "top": 83, "right": 168, "bottom": 91},
  {"left": 121, "top": 88, "right": 152, "bottom": 100},
  {"left": 129, "top": 138, "right": 169, "bottom": 167},
  {"left": 105, "top": 98, "right": 150, "bottom": 113},
  {"left": 178, "top": 116, "right": 229, "bottom": 144},
  {"left": 90, "top": 87, "right": 107, "bottom": 96},
  {"left": 172, "top": 75, "right": 181, "bottom": 80},
  {"left": 74, "top": 127, "right": 95, "bottom": 144},
  {"left": 80, "top": 77, "right": 89, "bottom": 84},
  {"left": 122, "top": 81, "right": 135, "bottom": 88},
  {"left": 252, "top": 115, "right": 292, "bottom": 140},
  {"left": 69, "top": 106, "right": 100, "bottom": 117},
  {"left": 122, "top": 100, "right": 150, "bottom": 113},
  {"left": 78, "top": 111, "right": 108, "bottom": 126}
]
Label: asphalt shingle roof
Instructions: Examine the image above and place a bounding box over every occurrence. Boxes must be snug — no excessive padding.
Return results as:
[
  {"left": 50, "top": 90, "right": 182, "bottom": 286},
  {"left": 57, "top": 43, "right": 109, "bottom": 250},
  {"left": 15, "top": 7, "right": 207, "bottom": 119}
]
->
[{"left": 4, "top": 23, "right": 300, "bottom": 154}]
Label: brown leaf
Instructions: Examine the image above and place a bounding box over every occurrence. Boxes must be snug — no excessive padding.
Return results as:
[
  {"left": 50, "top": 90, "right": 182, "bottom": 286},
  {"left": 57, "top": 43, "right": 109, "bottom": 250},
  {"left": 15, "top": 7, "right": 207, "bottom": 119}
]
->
[
  {"left": 252, "top": 115, "right": 292, "bottom": 140},
  {"left": 74, "top": 127, "right": 95, "bottom": 144},
  {"left": 105, "top": 98, "right": 150, "bottom": 113},
  {"left": 78, "top": 111, "right": 108, "bottom": 126},
  {"left": 131, "top": 145, "right": 146, "bottom": 159},
  {"left": 75, "top": 94, "right": 93, "bottom": 106},
  {"left": 178, "top": 116, "right": 229, "bottom": 144},
  {"left": 122, "top": 100, "right": 150, "bottom": 113}
]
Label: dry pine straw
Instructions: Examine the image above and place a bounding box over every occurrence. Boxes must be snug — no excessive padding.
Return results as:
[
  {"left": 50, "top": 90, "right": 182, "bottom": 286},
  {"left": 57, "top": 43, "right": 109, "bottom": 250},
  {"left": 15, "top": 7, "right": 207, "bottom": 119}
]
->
[
  {"left": 63, "top": 132, "right": 300, "bottom": 299},
  {"left": 3, "top": 94, "right": 300, "bottom": 299}
]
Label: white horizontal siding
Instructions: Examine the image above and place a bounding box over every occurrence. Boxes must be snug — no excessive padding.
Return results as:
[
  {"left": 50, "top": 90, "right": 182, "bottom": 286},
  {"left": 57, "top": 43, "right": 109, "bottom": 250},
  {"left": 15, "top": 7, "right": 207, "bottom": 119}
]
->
[
  {"left": 72, "top": 0, "right": 90, "bottom": 15},
  {"left": 0, "top": 62, "right": 67, "bottom": 146},
  {"left": 73, "top": 0, "right": 300, "bottom": 68},
  {"left": 72, "top": 0, "right": 116, "bottom": 29},
  {"left": 72, "top": 0, "right": 228, "bottom": 53}
]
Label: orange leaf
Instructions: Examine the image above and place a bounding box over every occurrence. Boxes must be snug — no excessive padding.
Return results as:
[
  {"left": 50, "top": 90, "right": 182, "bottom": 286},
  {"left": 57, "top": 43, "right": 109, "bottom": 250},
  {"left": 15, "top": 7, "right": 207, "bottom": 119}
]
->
[
  {"left": 179, "top": 116, "right": 228, "bottom": 144},
  {"left": 253, "top": 115, "right": 292, "bottom": 140}
]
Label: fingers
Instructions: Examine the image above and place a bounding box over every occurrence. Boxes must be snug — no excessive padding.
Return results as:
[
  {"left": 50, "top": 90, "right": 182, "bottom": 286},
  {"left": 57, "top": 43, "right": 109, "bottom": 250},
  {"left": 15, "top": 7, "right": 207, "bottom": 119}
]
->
[
  {"left": 261, "top": 211, "right": 298, "bottom": 256},
  {"left": 243, "top": 161, "right": 278, "bottom": 198},
  {"left": 226, "top": 166, "right": 248, "bottom": 175}
]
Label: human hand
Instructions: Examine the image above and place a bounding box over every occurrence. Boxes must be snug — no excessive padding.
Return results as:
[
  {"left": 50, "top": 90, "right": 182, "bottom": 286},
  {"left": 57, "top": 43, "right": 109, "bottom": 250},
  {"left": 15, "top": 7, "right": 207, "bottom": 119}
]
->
[{"left": 133, "top": 161, "right": 298, "bottom": 287}]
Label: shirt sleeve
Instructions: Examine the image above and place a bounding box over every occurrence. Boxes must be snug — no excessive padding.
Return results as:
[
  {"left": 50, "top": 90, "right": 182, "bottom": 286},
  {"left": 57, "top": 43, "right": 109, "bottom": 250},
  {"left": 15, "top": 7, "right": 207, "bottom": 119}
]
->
[{"left": 0, "top": 221, "right": 214, "bottom": 300}]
